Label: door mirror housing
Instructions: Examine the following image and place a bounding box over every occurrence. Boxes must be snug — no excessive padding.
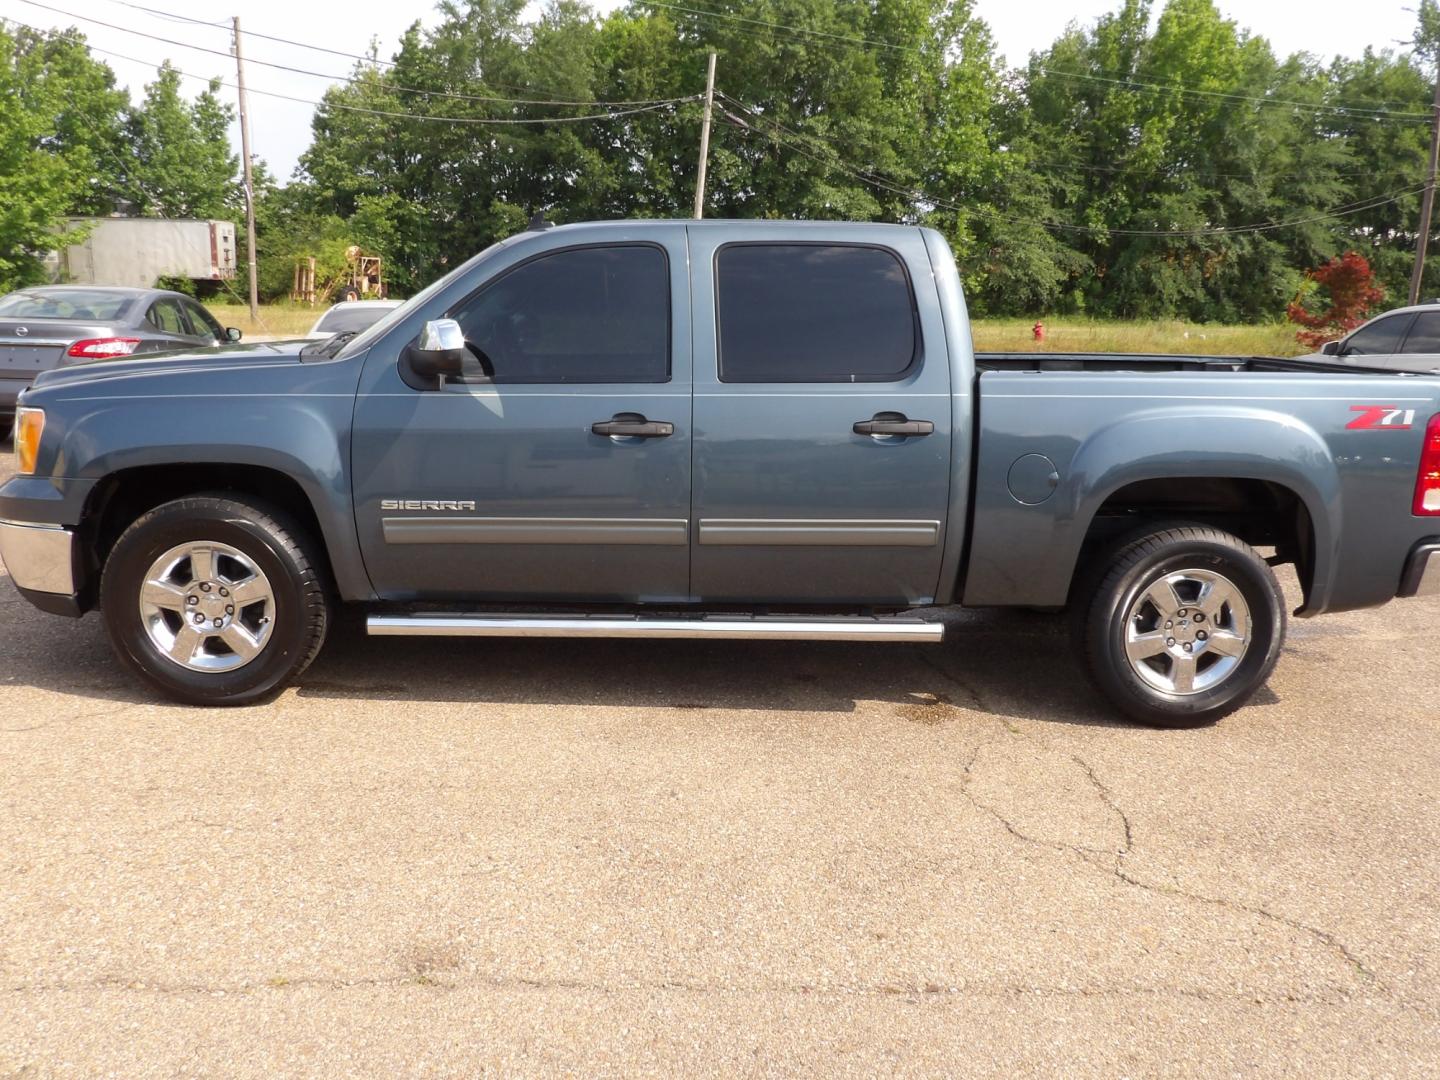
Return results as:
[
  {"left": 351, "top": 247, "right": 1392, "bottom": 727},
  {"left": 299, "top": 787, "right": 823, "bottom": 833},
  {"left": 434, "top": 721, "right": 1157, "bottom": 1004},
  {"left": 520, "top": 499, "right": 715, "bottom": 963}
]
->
[
  {"left": 404, "top": 319, "right": 467, "bottom": 384},
  {"left": 225, "top": 327, "right": 243, "bottom": 343},
  {"left": 1320, "top": 340, "right": 1340, "bottom": 356}
]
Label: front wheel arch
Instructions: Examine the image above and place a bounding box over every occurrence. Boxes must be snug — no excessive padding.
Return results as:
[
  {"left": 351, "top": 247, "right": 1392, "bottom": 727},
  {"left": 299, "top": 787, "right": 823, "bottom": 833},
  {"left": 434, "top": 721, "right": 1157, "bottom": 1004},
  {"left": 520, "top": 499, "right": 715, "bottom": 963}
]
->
[
  {"left": 99, "top": 493, "right": 333, "bottom": 705},
  {"left": 80, "top": 463, "right": 337, "bottom": 614}
]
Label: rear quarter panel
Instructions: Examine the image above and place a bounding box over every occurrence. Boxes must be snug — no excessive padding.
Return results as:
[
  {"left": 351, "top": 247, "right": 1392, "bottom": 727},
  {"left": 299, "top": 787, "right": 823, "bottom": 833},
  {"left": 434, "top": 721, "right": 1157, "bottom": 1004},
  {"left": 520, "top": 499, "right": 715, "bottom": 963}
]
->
[{"left": 963, "top": 371, "right": 1440, "bottom": 615}]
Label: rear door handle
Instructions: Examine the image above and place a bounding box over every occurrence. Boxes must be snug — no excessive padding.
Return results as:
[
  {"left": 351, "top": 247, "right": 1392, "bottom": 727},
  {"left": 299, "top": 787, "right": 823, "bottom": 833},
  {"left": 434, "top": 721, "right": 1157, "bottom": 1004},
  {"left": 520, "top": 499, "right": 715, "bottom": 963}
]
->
[
  {"left": 853, "top": 412, "right": 934, "bottom": 437},
  {"left": 592, "top": 412, "right": 674, "bottom": 438}
]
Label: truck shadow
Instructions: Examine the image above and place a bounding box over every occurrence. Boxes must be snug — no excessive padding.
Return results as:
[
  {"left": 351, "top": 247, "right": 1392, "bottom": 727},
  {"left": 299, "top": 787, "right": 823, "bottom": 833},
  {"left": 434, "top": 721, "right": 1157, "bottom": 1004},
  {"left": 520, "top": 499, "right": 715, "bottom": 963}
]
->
[
  {"left": 0, "top": 575, "right": 1280, "bottom": 729},
  {"left": 288, "top": 607, "right": 1180, "bottom": 730}
]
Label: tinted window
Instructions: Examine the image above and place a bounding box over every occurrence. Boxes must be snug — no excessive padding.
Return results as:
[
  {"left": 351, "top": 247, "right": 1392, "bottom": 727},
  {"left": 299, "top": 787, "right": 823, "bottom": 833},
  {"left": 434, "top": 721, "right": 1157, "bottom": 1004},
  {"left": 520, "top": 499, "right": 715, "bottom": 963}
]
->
[
  {"left": 148, "top": 299, "right": 188, "bottom": 335},
  {"left": 1343, "top": 313, "right": 1413, "bottom": 355},
  {"left": 0, "top": 289, "right": 133, "bottom": 320},
  {"left": 184, "top": 300, "right": 225, "bottom": 342},
  {"left": 1402, "top": 311, "right": 1440, "bottom": 353},
  {"left": 315, "top": 305, "right": 397, "bottom": 334},
  {"left": 716, "top": 244, "right": 917, "bottom": 382},
  {"left": 449, "top": 246, "right": 669, "bottom": 384}
]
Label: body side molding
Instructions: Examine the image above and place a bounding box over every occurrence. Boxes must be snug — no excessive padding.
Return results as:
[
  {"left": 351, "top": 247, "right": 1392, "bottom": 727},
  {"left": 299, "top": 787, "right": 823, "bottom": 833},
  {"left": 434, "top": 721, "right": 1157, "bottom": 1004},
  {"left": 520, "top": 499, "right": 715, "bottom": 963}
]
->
[
  {"left": 381, "top": 516, "right": 689, "bottom": 545},
  {"left": 697, "top": 519, "right": 941, "bottom": 547}
]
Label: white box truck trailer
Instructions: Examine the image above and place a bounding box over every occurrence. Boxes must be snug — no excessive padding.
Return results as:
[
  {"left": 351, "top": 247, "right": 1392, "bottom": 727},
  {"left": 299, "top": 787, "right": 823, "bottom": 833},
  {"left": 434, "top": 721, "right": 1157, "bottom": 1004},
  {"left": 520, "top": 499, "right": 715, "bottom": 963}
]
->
[{"left": 46, "top": 217, "right": 237, "bottom": 289}]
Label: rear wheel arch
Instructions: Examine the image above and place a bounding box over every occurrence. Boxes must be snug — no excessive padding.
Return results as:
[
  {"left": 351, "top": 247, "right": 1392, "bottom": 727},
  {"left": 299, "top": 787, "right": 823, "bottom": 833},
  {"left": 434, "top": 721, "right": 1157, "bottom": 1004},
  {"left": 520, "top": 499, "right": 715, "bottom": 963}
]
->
[{"left": 1068, "top": 476, "right": 1319, "bottom": 611}]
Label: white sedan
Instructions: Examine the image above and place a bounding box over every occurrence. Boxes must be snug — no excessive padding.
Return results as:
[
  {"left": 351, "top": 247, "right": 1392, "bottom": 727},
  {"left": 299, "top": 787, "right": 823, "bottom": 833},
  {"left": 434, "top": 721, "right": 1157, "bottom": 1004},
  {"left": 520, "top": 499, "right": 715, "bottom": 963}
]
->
[{"left": 306, "top": 300, "right": 402, "bottom": 340}]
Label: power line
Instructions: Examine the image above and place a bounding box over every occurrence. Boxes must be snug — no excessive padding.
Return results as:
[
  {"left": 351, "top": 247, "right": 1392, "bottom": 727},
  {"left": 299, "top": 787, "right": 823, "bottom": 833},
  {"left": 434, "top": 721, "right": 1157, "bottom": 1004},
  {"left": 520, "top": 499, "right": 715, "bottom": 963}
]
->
[
  {"left": 19, "top": 0, "right": 687, "bottom": 107},
  {"left": 98, "top": 0, "right": 667, "bottom": 102},
  {"left": 1015, "top": 156, "right": 1390, "bottom": 182},
  {"left": 28, "top": 0, "right": 1431, "bottom": 125},
  {"left": 105, "top": 0, "right": 407, "bottom": 68},
  {"left": 8, "top": 19, "right": 698, "bottom": 126},
  {"left": 1031, "top": 65, "right": 1431, "bottom": 123},
  {"left": 718, "top": 94, "right": 1425, "bottom": 237},
  {"left": 643, "top": 0, "right": 1429, "bottom": 124}
]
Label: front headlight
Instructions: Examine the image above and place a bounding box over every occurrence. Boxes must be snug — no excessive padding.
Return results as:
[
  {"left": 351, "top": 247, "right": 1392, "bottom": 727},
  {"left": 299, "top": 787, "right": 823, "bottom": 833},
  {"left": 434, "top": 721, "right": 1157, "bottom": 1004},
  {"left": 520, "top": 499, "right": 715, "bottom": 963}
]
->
[{"left": 14, "top": 407, "right": 44, "bottom": 475}]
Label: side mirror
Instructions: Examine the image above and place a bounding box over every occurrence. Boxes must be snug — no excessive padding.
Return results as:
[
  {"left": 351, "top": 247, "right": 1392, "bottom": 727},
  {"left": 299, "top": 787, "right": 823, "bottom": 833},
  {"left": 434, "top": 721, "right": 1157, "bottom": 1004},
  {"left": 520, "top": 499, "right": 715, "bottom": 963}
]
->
[
  {"left": 1320, "top": 340, "right": 1340, "bottom": 356},
  {"left": 404, "top": 319, "right": 467, "bottom": 382},
  {"left": 225, "top": 327, "right": 243, "bottom": 343}
]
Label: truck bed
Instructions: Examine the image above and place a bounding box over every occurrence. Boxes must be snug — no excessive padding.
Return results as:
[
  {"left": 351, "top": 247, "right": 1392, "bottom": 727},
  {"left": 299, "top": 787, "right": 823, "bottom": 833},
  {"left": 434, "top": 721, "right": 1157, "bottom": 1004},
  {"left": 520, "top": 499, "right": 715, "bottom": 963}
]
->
[
  {"left": 975, "top": 351, "right": 1409, "bottom": 375},
  {"left": 964, "top": 355, "right": 1440, "bottom": 618}
]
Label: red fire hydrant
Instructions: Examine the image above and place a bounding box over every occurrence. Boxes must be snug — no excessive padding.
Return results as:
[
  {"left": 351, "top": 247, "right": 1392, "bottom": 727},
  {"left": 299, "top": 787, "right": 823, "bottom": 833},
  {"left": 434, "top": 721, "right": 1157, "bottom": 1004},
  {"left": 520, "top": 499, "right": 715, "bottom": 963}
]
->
[{"left": 1032, "top": 321, "right": 1045, "bottom": 341}]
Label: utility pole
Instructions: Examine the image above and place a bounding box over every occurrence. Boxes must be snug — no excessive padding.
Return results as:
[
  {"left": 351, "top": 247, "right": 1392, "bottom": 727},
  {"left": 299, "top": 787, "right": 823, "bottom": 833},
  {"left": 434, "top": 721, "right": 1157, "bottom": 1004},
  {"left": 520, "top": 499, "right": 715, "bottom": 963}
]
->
[
  {"left": 1410, "top": 66, "right": 1440, "bottom": 305},
  {"left": 232, "top": 16, "right": 259, "bottom": 321},
  {"left": 693, "top": 51, "right": 717, "bottom": 220}
]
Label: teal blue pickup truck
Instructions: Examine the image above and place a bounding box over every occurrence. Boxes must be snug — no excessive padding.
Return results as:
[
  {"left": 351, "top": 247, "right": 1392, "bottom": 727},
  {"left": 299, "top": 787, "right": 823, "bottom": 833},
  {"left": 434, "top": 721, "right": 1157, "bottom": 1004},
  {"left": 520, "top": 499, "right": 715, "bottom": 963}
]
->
[{"left": 3, "top": 219, "right": 1439, "bottom": 727}]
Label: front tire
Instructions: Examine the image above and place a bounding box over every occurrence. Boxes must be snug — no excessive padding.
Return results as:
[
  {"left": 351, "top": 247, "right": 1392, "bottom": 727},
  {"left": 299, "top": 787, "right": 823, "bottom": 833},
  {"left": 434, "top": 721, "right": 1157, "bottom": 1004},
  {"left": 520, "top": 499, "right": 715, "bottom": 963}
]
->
[
  {"left": 101, "top": 495, "right": 331, "bottom": 705},
  {"left": 1077, "top": 524, "right": 1286, "bottom": 728}
]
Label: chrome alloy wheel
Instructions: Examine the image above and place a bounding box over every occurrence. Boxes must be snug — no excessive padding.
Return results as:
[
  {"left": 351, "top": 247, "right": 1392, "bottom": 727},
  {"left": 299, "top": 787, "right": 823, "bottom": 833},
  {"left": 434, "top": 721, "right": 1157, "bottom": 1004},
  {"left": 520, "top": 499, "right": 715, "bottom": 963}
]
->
[
  {"left": 138, "top": 542, "right": 276, "bottom": 672},
  {"left": 1123, "top": 567, "right": 1251, "bottom": 696}
]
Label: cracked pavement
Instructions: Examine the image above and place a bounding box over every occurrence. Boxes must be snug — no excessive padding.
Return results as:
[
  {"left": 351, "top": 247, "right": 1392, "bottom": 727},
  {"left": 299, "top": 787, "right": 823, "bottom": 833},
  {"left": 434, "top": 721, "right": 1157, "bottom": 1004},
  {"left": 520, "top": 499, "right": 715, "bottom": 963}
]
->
[{"left": 1, "top": 446, "right": 1438, "bottom": 1076}]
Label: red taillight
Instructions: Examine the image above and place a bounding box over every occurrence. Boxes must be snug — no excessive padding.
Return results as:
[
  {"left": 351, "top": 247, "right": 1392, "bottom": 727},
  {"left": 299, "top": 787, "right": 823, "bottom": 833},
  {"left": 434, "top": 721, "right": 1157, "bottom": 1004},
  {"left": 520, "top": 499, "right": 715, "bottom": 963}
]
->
[
  {"left": 66, "top": 337, "right": 140, "bottom": 359},
  {"left": 1414, "top": 413, "right": 1440, "bottom": 516}
]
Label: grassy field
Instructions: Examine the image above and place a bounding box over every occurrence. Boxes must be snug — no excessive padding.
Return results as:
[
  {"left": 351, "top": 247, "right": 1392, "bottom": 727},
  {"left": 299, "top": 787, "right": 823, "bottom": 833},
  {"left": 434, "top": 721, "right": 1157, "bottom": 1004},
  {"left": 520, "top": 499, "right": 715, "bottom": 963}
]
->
[
  {"left": 205, "top": 302, "right": 319, "bottom": 339},
  {"left": 970, "top": 318, "right": 1305, "bottom": 357},
  {"left": 206, "top": 302, "right": 1307, "bottom": 357}
]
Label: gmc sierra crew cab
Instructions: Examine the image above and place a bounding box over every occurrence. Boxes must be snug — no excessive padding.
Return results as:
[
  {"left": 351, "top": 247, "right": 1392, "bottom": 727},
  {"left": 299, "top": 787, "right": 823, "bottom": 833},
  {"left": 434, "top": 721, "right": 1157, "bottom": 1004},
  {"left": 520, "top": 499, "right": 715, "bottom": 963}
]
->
[{"left": 3, "top": 220, "right": 1439, "bottom": 727}]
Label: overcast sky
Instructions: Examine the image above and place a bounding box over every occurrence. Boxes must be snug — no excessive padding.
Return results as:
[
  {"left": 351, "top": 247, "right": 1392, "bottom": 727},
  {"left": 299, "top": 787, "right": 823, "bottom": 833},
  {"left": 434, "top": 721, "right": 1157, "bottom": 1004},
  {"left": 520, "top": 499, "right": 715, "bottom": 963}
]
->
[{"left": 8, "top": 0, "right": 1425, "bottom": 179}]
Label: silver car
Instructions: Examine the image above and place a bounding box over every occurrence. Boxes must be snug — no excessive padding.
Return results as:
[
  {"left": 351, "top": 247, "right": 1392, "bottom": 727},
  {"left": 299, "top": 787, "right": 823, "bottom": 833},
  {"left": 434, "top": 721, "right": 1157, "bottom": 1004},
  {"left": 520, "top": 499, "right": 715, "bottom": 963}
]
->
[
  {"left": 1, "top": 286, "right": 241, "bottom": 430},
  {"left": 306, "top": 299, "right": 401, "bottom": 340},
  {"left": 1307, "top": 302, "right": 1440, "bottom": 373}
]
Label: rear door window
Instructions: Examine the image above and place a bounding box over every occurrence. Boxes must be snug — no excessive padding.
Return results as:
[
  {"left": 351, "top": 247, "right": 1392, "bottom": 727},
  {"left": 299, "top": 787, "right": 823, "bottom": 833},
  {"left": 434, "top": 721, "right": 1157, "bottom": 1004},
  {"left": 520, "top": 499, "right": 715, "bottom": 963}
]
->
[
  {"left": 1401, "top": 311, "right": 1440, "bottom": 353},
  {"left": 147, "top": 299, "right": 189, "bottom": 336},
  {"left": 1343, "top": 313, "right": 1414, "bottom": 356},
  {"left": 715, "top": 244, "right": 918, "bottom": 382}
]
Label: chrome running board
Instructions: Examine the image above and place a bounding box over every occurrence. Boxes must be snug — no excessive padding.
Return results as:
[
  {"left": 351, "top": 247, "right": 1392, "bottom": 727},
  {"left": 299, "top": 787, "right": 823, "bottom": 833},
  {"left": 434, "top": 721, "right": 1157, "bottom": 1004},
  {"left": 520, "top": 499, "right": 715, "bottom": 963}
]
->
[{"left": 366, "top": 613, "right": 943, "bottom": 643}]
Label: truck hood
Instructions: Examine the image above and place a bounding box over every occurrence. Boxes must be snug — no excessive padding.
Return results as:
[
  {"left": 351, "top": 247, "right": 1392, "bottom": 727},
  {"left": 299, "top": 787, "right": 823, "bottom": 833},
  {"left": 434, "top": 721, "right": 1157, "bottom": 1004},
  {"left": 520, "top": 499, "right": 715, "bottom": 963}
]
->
[{"left": 29, "top": 340, "right": 307, "bottom": 392}]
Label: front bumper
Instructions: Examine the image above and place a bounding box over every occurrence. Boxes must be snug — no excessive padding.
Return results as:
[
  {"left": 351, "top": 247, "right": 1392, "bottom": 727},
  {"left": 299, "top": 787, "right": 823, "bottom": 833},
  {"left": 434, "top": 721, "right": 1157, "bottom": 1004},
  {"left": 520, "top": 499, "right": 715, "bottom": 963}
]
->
[
  {"left": 1398, "top": 539, "right": 1440, "bottom": 598},
  {"left": 0, "top": 518, "right": 76, "bottom": 596}
]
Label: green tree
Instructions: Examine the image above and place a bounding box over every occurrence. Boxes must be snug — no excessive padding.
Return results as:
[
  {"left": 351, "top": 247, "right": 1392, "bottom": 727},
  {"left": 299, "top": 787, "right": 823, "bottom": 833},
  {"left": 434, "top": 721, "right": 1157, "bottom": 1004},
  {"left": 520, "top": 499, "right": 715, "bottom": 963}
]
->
[
  {"left": 125, "top": 63, "right": 239, "bottom": 219},
  {"left": 281, "top": 0, "right": 1440, "bottom": 321},
  {"left": 0, "top": 24, "right": 129, "bottom": 289}
]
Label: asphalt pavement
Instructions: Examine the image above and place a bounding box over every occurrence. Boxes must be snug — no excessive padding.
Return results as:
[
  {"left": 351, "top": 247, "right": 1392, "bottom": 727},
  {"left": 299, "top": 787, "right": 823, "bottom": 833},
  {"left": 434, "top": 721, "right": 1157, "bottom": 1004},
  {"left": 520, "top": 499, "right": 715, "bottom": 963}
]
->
[{"left": 1, "top": 443, "right": 1437, "bottom": 1077}]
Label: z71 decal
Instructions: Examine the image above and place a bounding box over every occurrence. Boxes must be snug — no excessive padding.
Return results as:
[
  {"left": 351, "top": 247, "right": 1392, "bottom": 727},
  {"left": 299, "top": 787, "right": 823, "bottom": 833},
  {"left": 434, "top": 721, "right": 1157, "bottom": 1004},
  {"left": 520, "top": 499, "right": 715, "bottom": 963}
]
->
[{"left": 1346, "top": 405, "right": 1415, "bottom": 430}]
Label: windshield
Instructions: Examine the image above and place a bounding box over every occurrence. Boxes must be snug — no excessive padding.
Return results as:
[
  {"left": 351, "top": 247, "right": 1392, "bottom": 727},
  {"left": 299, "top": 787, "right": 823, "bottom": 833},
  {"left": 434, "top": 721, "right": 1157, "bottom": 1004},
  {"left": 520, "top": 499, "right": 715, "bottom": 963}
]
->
[
  {"left": 334, "top": 237, "right": 518, "bottom": 360},
  {"left": 0, "top": 289, "right": 134, "bottom": 320},
  {"left": 314, "top": 304, "right": 399, "bottom": 334}
]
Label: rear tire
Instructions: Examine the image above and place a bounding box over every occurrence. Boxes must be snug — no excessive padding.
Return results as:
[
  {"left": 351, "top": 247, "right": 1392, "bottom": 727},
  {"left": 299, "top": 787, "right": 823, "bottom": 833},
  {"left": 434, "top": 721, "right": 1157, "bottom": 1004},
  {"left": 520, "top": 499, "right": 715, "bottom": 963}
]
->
[
  {"left": 101, "top": 494, "right": 331, "bottom": 705},
  {"left": 1076, "top": 524, "right": 1285, "bottom": 728}
]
